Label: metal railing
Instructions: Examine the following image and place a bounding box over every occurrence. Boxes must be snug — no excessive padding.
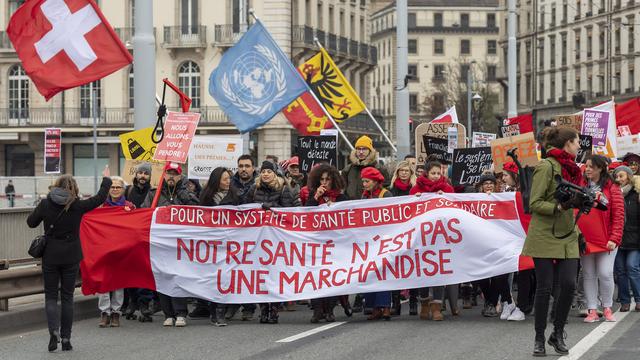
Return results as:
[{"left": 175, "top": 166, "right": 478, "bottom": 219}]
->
[
  {"left": 163, "top": 25, "right": 207, "bottom": 48},
  {"left": 328, "top": 33, "right": 337, "bottom": 52},
  {"left": 0, "top": 207, "right": 40, "bottom": 263},
  {"left": 292, "top": 25, "right": 315, "bottom": 47},
  {"left": 349, "top": 40, "right": 359, "bottom": 58},
  {"left": 214, "top": 24, "right": 247, "bottom": 46},
  {"left": 339, "top": 36, "right": 348, "bottom": 55}
]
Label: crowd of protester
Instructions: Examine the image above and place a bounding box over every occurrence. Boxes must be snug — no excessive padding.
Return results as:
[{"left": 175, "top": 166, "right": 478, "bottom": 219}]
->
[{"left": 28, "top": 133, "right": 640, "bottom": 356}]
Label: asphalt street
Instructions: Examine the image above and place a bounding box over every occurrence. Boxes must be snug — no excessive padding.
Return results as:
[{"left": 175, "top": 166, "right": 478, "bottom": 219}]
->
[{"left": 1, "top": 300, "right": 638, "bottom": 360}]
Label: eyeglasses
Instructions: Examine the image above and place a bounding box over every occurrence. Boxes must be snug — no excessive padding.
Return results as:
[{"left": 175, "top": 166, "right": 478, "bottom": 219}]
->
[
  {"left": 110, "top": 186, "right": 123, "bottom": 190},
  {"left": 356, "top": 147, "right": 369, "bottom": 153}
]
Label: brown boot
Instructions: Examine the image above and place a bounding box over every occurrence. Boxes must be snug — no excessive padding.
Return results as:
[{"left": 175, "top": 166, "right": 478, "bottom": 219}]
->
[
  {"left": 419, "top": 300, "right": 431, "bottom": 320},
  {"left": 430, "top": 302, "right": 444, "bottom": 321},
  {"left": 99, "top": 312, "right": 110, "bottom": 328},
  {"left": 367, "top": 307, "right": 383, "bottom": 320},
  {"left": 110, "top": 313, "right": 120, "bottom": 327},
  {"left": 382, "top": 307, "right": 391, "bottom": 321}
]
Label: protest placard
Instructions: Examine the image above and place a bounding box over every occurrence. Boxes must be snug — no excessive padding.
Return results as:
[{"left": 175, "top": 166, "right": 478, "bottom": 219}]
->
[
  {"left": 121, "top": 160, "right": 165, "bottom": 188},
  {"left": 617, "top": 125, "right": 632, "bottom": 137},
  {"left": 555, "top": 114, "right": 582, "bottom": 131},
  {"left": 44, "top": 128, "right": 61, "bottom": 174},
  {"left": 576, "top": 135, "right": 592, "bottom": 164},
  {"left": 153, "top": 112, "right": 200, "bottom": 163},
  {"left": 187, "top": 136, "right": 243, "bottom": 180},
  {"left": 451, "top": 147, "right": 493, "bottom": 186},
  {"left": 581, "top": 109, "right": 610, "bottom": 147},
  {"left": 422, "top": 135, "right": 452, "bottom": 164},
  {"left": 500, "top": 123, "right": 520, "bottom": 138},
  {"left": 472, "top": 132, "right": 497, "bottom": 148},
  {"left": 617, "top": 135, "right": 640, "bottom": 155},
  {"left": 414, "top": 122, "right": 466, "bottom": 164},
  {"left": 490, "top": 132, "right": 538, "bottom": 170},
  {"left": 297, "top": 136, "right": 338, "bottom": 172},
  {"left": 447, "top": 126, "right": 458, "bottom": 154},
  {"left": 119, "top": 127, "right": 157, "bottom": 161}
]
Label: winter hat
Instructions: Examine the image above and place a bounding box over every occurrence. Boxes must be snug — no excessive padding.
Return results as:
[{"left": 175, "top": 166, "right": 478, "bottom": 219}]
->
[
  {"left": 622, "top": 152, "right": 640, "bottom": 165},
  {"left": 260, "top": 160, "right": 277, "bottom": 173},
  {"left": 136, "top": 162, "right": 152, "bottom": 175},
  {"left": 164, "top": 162, "right": 182, "bottom": 175},
  {"left": 608, "top": 161, "right": 627, "bottom": 171},
  {"left": 478, "top": 173, "right": 497, "bottom": 185},
  {"left": 614, "top": 165, "right": 634, "bottom": 179},
  {"left": 354, "top": 135, "right": 374, "bottom": 151},
  {"left": 503, "top": 162, "right": 519, "bottom": 175},
  {"left": 361, "top": 167, "right": 385, "bottom": 183}
]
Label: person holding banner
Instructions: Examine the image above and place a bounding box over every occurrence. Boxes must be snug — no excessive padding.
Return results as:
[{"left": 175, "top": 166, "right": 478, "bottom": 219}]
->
[
  {"left": 579, "top": 155, "right": 624, "bottom": 323},
  {"left": 232, "top": 155, "right": 259, "bottom": 199},
  {"left": 409, "top": 155, "right": 455, "bottom": 321},
  {"left": 360, "top": 167, "right": 393, "bottom": 320},
  {"left": 305, "top": 164, "right": 349, "bottom": 323},
  {"left": 522, "top": 127, "right": 581, "bottom": 357}
]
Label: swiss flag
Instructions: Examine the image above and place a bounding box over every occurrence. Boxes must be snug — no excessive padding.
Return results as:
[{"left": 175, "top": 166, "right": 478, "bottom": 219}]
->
[
  {"left": 615, "top": 97, "right": 640, "bottom": 135},
  {"left": 6, "top": 0, "right": 133, "bottom": 100},
  {"left": 430, "top": 107, "right": 459, "bottom": 124}
]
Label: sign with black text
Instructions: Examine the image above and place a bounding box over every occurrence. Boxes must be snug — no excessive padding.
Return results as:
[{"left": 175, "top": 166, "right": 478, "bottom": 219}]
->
[
  {"left": 500, "top": 123, "right": 520, "bottom": 138},
  {"left": 451, "top": 147, "right": 493, "bottom": 186},
  {"left": 422, "top": 135, "right": 452, "bottom": 164},
  {"left": 297, "top": 136, "right": 338, "bottom": 172},
  {"left": 44, "top": 128, "right": 61, "bottom": 174},
  {"left": 577, "top": 135, "right": 593, "bottom": 164}
]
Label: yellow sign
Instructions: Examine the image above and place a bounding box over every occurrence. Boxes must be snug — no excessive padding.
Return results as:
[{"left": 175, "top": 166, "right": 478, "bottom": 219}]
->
[{"left": 119, "top": 127, "right": 157, "bottom": 160}]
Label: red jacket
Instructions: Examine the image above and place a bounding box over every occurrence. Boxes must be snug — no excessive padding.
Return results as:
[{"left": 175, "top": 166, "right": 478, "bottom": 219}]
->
[{"left": 577, "top": 180, "right": 624, "bottom": 252}]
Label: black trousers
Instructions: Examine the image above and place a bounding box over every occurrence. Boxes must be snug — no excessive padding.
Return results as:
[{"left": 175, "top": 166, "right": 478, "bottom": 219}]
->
[
  {"left": 158, "top": 294, "right": 187, "bottom": 318},
  {"left": 516, "top": 269, "right": 536, "bottom": 313},
  {"left": 533, "top": 258, "right": 578, "bottom": 338},
  {"left": 43, "top": 262, "right": 79, "bottom": 339},
  {"left": 478, "top": 274, "right": 512, "bottom": 306}
]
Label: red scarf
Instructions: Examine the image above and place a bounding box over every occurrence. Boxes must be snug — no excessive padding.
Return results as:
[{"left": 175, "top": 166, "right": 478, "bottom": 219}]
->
[
  {"left": 412, "top": 175, "right": 453, "bottom": 194},
  {"left": 393, "top": 178, "right": 412, "bottom": 191},
  {"left": 363, "top": 186, "right": 384, "bottom": 199},
  {"left": 546, "top": 148, "right": 582, "bottom": 185},
  {"left": 316, "top": 188, "right": 342, "bottom": 204}
]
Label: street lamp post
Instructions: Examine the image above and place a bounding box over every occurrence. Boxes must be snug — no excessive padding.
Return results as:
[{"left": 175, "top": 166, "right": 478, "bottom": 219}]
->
[{"left": 466, "top": 60, "right": 477, "bottom": 140}]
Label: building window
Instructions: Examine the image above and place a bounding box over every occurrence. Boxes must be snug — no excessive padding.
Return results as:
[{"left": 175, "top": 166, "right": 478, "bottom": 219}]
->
[
  {"left": 629, "top": 18, "right": 635, "bottom": 53},
  {"left": 317, "top": 2, "right": 323, "bottom": 30},
  {"left": 551, "top": 6, "right": 556, "bottom": 26},
  {"left": 409, "top": 93, "right": 418, "bottom": 112},
  {"left": 525, "top": 41, "right": 531, "bottom": 67},
  {"left": 73, "top": 144, "right": 109, "bottom": 177},
  {"left": 408, "top": 64, "right": 418, "bottom": 81},
  {"left": 434, "top": 39, "right": 444, "bottom": 54},
  {"left": 460, "top": 64, "right": 470, "bottom": 82},
  {"left": 526, "top": 75, "right": 532, "bottom": 104},
  {"left": 487, "top": 40, "right": 497, "bottom": 55},
  {"left": 550, "top": 37, "right": 556, "bottom": 67},
  {"left": 434, "top": 13, "right": 443, "bottom": 27},
  {"left": 575, "top": 33, "right": 581, "bottom": 61},
  {"left": 433, "top": 64, "right": 445, "bottom": 80},
  {"left": 539, "top": 6, "right": 545, "bottom": 30},
  {"left": 408, "top": 12, "right": 416, "bottom": 28},
  {"left": 561, "top": 34, "right": 567, "bottom": 65},
  {"left": 80, "top": 81, "right": 101, "bottom": 119},
  {"left": 408, "top": 39, "right": 417, "bottom": 54},
  {"left": 5, "top": 144, "right": 34, "bottom": 176},
  {"left": 129, "top": 0, "right": 135, "bottom": 27},
  {"left": 8, "top": 0, "right": 25, "bottom": 16},
  {"left": 460, "top": 13, "right": 469, "bottom": 27},
  {"left": 178, "top": 61, "right": 200, "bottom": 109},
  {"left": 487, "top": 65, "right": 497, "bottom": 81},
  {"left": 181, "top": 0, "right": 199, "bottom": 34},
  {"left": 587, "top": 31, "right": 592, "bottom": 58},
  {"left": 460, "top": 39, "right": 470, "bottom": 55},
  {"left": 8, "top": 64, "right": 29, "bottom": 120},
  {"left": 128, "top": 66, "right": 135, "bottom": 109},
  {"left": 487, "top": 13, "right": 496, "bottom": 28},
  {"left": 630, "top": 69, "right": 635, "bottom": 92}
]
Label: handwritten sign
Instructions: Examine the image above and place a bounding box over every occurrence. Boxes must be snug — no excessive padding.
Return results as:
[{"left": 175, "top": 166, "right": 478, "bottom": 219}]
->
[
  {"left": 581, "top": 109, "right": 609, "bottom": 147},
  {"left": 555, "top": 114, "right": 582, "bottom": 132},
  {"left": 414, "top": 122, "right": 466, "bottom": 164},
  {"left": 188, "top": 136, "right": 244, "bottom": 180},
  {"left": 422, "top": 135, "right": 452, "bottom": 164},
  {"left": 153, "top": 112, "right": 200, "bottom": 163},
  {"left": 576, "top": 135, "right": 592, "bottom": 164},
  {"left": 297, "top": 136, "right": 338, "bottom": 172},
  {"left": 617, "top": 125, "right": 632, "bottom": 137},
  {"left": 451, "top": 147, "right": 493, "bottom": 186},
  {"left": 472, "top": 132, "right": 497, "bottom": 148},
  {"left": 490, "top": 132, "right": 539, "bottom": 170},
  {"left": 500, "top": 123, "right": 520, "bottom": 138}
]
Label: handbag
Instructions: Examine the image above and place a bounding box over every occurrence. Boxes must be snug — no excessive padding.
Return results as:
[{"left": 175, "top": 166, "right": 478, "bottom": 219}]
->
[{"left": 28, "top": 208, "right": 66, "bottom": 258}]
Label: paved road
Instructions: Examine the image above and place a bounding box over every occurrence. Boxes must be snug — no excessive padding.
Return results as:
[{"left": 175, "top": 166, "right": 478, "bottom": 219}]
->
[{"left": 0, "top": 302, "right": 638, "bottom": 360}]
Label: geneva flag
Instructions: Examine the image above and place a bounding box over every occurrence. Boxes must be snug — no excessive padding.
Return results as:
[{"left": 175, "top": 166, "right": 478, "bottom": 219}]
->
[{"left": 208, "top": 20, "right": 307, "bottom": 133}]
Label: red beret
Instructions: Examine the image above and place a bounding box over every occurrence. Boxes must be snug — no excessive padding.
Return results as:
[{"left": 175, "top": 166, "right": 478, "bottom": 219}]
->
[
  {"left": 361, "top": 167, "right": 385, "bottom": 183},
  {"left": 503, "top": 162, "right": 519, "bottom": 175},
  {"left": 608, "top": 162, "right": 627, "bottom": 171}
]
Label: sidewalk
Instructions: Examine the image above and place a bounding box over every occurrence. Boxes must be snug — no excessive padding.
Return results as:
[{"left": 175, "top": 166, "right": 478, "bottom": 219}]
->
[{"left": 0, "top": 289, "right": 98, "bottom": 337}]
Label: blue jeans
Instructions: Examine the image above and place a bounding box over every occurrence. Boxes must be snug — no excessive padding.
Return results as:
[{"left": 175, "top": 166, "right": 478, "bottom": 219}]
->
[
  {"left": 364, "top": 291, "right": 391, "bottom": 307},
  {"left": 614, "top": 249, "right": 640, "bottom": 304}
]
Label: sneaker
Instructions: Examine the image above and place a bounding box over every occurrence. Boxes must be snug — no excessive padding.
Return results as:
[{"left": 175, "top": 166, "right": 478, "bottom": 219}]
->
[
  {"left": 163, "top": 317, "right": 175, "bottom": 327},
  {"left": 507, "top": 307, "right": 526, "bottom": 321},
  {"left": 584, "top": 310, "right": 600, "bottom": 323},
  {"left": 241, "top": 310, "right": 254, "bottom": 321},
  {"left": 175, "top": 316, "right": 187, "bottom": 327},
  {"left": 603, "top": 307, "right": 616, "bottom": 322},
  {"left": 500, "top": 302, "right": 516, "bottom": 320},
  {"left": 483, "top": 304, "right": 499, "bottom": 317},
  {"left": 215, "top": 318, "right": 228, "bottom": 327},
  {"left": 575, "top": 302, "right": 588, "bottom": 317}
]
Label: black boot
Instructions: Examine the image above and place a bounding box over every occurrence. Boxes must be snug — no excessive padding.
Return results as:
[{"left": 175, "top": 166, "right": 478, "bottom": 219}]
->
[
  {"left": 61, "top": 338, "right": 73, "bottom": 351},
  {"left": 409, "top": 299, "right": 418, "bottom": 315},
  {"left": 259, "top": 305, "right": 269, "bottom": 324},
  {"left": 268, "top": 305, "right": 279, "bottom": 324},
  {"left": 48, "top": 330, "right": 59, "bottom": 352},
  {"left": 533, "top": 334, "right": 546, "bottom": 357},
  {"left": 352, "top": 294, "right": 363, "bottom": 313},
  {"left": 548, "top": 328, "right": 569, "bottom": 355}
]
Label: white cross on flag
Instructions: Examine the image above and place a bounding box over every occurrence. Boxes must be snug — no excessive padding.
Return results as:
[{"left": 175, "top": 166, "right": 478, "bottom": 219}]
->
[{"left": 7, "top": 0, "right": 132, "bottom": 100}]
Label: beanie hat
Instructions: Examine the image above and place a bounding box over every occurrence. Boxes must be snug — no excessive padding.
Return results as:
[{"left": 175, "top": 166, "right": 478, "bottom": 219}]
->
[
  {"left": 502, "top": 162, "right": 519, "bottom": 175},
  {"left": 361, "top": 167, "right": 385, "bottom": 183},
  {"left": 608, "top": 161, "right": 627, "bottom": 171},
  {"left": 354, "top": 135, "right": 374, "bottom": 151},
  {"left": 136, "top": 162, "right": 152, "bottom": 175},
  {"left": 260, "top": 160, "right": 277, "bottom": 173},
  {"left": 478, "top": 173, "right": 497, "bottom": 185},
  {"left": 614, "top": 165, "right": 634, "bottom": 179},
  {"left": 163, "top": 162, "right": 182, "bottom": 175}
]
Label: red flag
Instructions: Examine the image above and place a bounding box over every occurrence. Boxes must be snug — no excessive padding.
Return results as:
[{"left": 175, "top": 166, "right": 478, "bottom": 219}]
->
[
  {"left": 506, "top": 113, "right": 533, "bottom": 134},
  {"left": 431, "top": 107, "right": 459, "bottom": 124},
  {"left": 7, "top": 0, "right": 133, "bottom": 100},
  {"left": 283, "top": 91, "right": 333, "bottom": 135},
  {"left": 615, "top": 97, "right": 640, "bottom": 135},
  {"left": 163, "top": 78, "right": 192, "bottom": 113}
]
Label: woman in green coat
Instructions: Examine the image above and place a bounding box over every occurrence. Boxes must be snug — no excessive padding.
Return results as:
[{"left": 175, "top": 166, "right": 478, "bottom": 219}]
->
[{"left": 521, "top": 126, "right": 581, "bottom": 357}]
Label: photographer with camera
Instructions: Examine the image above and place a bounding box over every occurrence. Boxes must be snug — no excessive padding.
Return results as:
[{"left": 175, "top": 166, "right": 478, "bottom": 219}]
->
[
  {"left": 521, "top": 127, "right": 582, "bottom": 357},
  {"left": 578, "top": 155, "right": 624, "bottom": 323}
]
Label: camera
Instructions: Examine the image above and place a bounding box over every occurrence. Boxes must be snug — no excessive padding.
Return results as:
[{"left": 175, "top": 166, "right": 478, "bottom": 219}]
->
[{"left": 554, "top": 175, "right": 608, "bottom": 214}]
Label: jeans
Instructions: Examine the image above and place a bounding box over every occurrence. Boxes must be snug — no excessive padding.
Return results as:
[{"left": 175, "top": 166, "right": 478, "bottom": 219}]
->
[
  {"left": 614, "top": 249, "right": 640, "bottom": 304},
  {"left": 43, "top": 262, "right": 79, "bottom": 339},
  {"left": 533, "top": 258, "right": 578, "bottom": 338},
  {"left": 158, "top": 294, "right": 187, "bottom": 319},
  {"left": 363, "top": 291, "right": 391, "bottom": 307},
  {"left": 581, "top": 249, "right": 618, "bottom": 309},
  {"left": 98, "top": 289, "right": 124, "bottom": 315}
]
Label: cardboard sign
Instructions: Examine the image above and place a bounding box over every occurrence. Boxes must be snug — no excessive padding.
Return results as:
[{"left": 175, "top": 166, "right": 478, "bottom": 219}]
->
[
  {"left": 491, "top": 132, "right": 539, "bottom": 170},
  {"left": 153, "top": 112, "right": 201, "bottom": 163},
  {"left": 576, "top": 135, "right": 592, "bottom": 164},
  {"left": 121, "top": 160, "right": 165, "bottom": 189},
  {"left": 555, "top": 114, "right": 582, "bottom": 131},
  {"left": 187, "top": 136, "right": 244, "bottom": 180},
  {"left": 422, "top": 135, "right": 452, "bottom": 164},
  {"left": 617, "top": 135, "right": 640, "bottom": 155},
  {"left": 297, "top": 136, "right": 338, "bottom": 172},
  {"left": 119, "top": 127, "right": 157, "bottom": 161},
  {"left": 472, "top": 132, "right": 497, "bottom": 148},
  {"left": 451, "top": 147, "right": 493, "bottom": 186},
  {"left": 44, "top": 128, "right": 61, "bottom": 174},
  {"left": 617, "top": 125, "right": 632, "bottom": 137},
  {"left": 414, "top": 122, "right": 466, "bottom": 164},
  {"left": 500, "top": 123, "right": 520, "bottom": 138},
  {"left": 581, "top": 109, "right": 610, "bottom": 147}
]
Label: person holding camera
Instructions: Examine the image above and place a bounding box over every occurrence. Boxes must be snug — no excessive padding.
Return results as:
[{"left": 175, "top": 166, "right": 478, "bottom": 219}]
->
[
  {"left": 578, "top": 155, "right": 624, "bottom": 323},
  {"left": 521, "top": 127, "right": 582, "bottom": 357}
]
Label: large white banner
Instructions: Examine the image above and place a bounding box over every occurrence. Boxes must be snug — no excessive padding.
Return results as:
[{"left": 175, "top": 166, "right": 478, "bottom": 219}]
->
[
  {"left": 187, "top": 135, "right": 243, "bottom": 179},
  {"left": 149, "top": 193, "right": 526, "bottom": 303}
]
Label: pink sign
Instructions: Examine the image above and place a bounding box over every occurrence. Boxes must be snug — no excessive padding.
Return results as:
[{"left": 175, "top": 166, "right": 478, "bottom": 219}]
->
[{"left": 153, "top": 112, "right": 201, "bottom": 163}]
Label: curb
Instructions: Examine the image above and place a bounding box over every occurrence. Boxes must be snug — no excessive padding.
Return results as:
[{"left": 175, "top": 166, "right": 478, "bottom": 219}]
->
[{"left": 0, "top": 296, "right": 99, "bottom": 337}]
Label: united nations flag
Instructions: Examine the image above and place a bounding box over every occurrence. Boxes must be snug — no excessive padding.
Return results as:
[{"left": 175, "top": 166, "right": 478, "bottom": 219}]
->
[{"left": 209, "top": 20, "right": 308, "bottom": 133}]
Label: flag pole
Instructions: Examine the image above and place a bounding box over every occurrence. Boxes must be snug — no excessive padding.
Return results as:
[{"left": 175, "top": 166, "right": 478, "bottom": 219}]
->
[{"left": 314, "top": 39, "right": 396, "bottom": 153}]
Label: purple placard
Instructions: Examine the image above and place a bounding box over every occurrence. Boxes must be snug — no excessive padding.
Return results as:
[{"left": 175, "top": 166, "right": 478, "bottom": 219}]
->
[{"left": 581, "top": 109, "right": 609, "bottom": 147}]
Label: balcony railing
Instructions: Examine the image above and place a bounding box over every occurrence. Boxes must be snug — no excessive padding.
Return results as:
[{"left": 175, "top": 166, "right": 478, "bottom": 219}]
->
[
  {"left": 0, "top": 31, "right": 14, "bottom": 51},
  {"left": 292, "top": 25, "right": 315, "bottom": 47},
  {"left": 328, "top": 34, "right": 337, "bottom": 52},
  {"left": 316, "top": 30, "right": 326, "bottom": 46},
  {"left": 214, "top": 24, "right": 249, "bottom": 47},
  {"left": 163, "top": 25, "right": 207, "bottom": 48},
  {"left": 339, "top": 36, "right": 348, "bottom": 55},
  {"left": 359, "top": 43, "right": 369, "bottom": 62},
  {"left": 341, "top": 112, "right": 385, "bottom": 134},
  {"left": 349, "top": 40, "right": 358, "bottom": 58}
]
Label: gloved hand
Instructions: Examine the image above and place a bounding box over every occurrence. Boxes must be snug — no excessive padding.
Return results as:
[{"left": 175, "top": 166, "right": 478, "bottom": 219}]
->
[{"left": 261, "top": 203, "right": 271, "bottom": 211}]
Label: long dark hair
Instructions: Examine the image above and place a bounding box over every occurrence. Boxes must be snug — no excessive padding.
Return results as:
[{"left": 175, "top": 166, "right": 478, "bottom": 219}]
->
[
  {"left": 585, "top": 155, "right": 612, "bottom": 189},
  {"left": 307, "top": 163, "right": 345, "bottom": 193},
  {"left": 200, "top": 167, "right": 234, "bottom": 206}
]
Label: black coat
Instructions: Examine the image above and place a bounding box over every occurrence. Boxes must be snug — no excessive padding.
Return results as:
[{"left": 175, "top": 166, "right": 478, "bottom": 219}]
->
[
  {"left": 27, "top": 177, "right": 112, "bottom": 265},
  {"left": 125, "top": 180, "right": 151, "bottom": 208},
  {"left": 621, "top": 187, "right": 640, "bottom": 250},
  {"left": 390, "top": 186, "right": 411, "bottom": 197},
  {"left": 141, "top": 178, "right": 199, "bottom": 208},
  {"left": 200, "top": 189, "right": 241, "bottom": 206},
  {"left": 244, "top": 178, "right": 297, "bottom": 208}
]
